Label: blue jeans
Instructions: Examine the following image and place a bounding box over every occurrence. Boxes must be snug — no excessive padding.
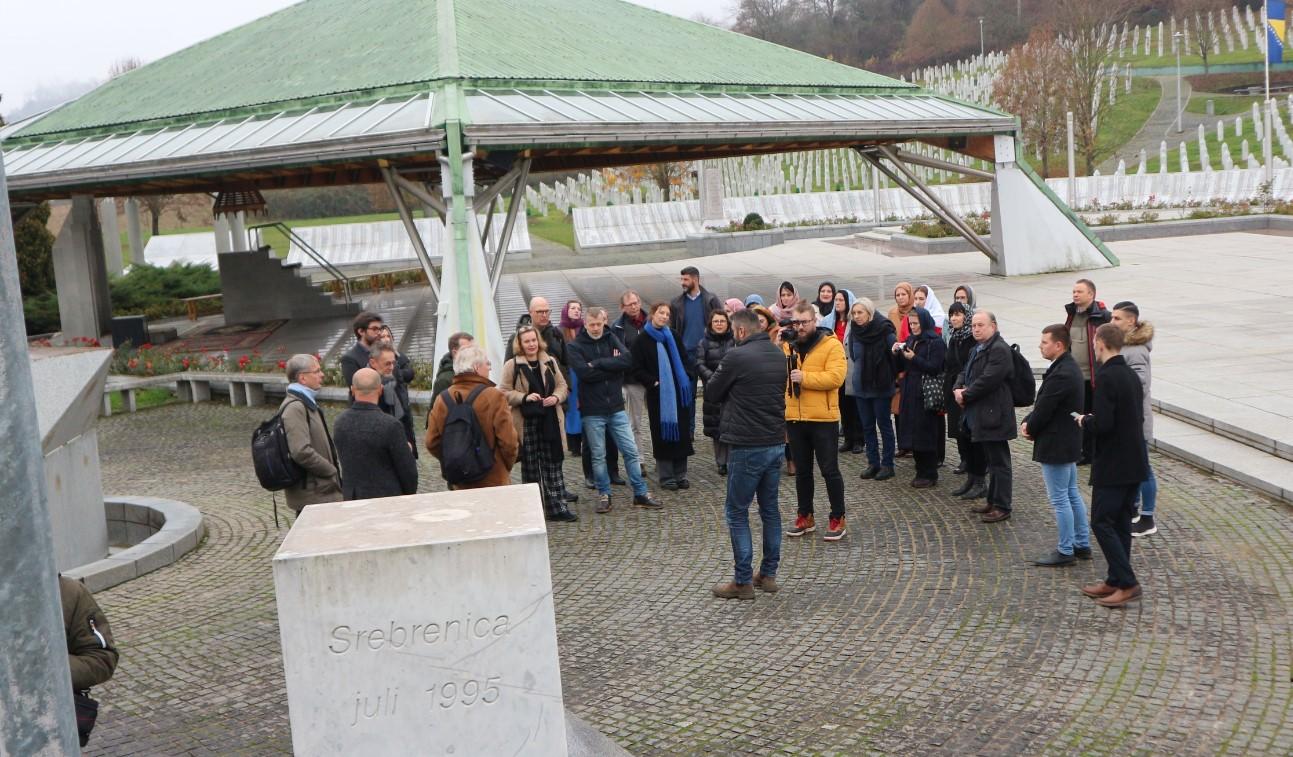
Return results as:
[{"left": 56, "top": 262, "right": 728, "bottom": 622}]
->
[
  {"left": 1134, "top": 441, "right": 1158, "bottom": 515},
  {"left": 583, "top": 411, "right": 647, "bottom": 497},
  {"left": 1040, "top": 462, "right": 1091, "bottom": 555},
  {"left": 725, "top": 444, "right": 784, "bottom": 584},
  {"left": 854, "top": 396, "right": 895, "bottom": 468}
]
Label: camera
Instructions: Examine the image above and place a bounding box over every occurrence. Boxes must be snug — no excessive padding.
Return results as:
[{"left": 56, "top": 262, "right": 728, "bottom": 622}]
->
[{"left": 778, "top": 317, "right": 796, "bottom": 344}]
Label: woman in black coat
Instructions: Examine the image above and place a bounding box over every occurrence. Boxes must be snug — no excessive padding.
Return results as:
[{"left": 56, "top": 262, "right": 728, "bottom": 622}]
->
[
  {"left": 631, "top": 302, "right": 697, "bottom": 490},
  {"left": 942, "top": 302, "right": 975, "bottom": 475},
  {"left": 896, "top": 307, "right": 947, "bottom": 488},
  {"left": 696, "top": 310, "right": 735, "bottom": 474}
]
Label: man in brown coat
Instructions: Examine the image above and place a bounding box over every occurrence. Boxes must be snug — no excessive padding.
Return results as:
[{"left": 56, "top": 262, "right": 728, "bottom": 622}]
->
[
  {"left": 280, "top": 353, "right": 343, "bottom": 513},
  {"left": 426, "top": 344, "right": 519, "bottom": 488}
]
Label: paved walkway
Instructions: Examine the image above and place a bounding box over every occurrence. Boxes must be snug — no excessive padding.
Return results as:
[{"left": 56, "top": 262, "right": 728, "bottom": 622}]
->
[
  {"left": 1101, "top": 75, "right": 1208, "bottom": 173},
  {"left": 85, "top": 396, "right": 1293, "bottom": 755}
]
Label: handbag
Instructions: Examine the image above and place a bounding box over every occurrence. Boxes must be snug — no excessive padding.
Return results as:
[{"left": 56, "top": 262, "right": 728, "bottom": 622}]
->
[
  {"left": 920, "top": 371, "right": 945, "bottom": 413},
  {"left": 75, "top": 690, "right": 99, "bottom": 747}
]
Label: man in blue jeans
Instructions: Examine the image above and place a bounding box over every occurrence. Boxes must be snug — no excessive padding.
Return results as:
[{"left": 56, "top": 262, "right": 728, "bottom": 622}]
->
[
  {"left": 702, "top": 309, "right": 789, "bottom": 600},
  {"left": 567, "top": 307, "right": 661, "bottom": 513},
  {"left": 1021, "top": 325, "right": 1091, "bottom": 566}
]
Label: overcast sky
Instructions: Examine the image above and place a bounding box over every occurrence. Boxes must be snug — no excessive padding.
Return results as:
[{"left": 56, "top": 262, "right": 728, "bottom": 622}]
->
[{"left": 0, "top": 0, "right": 733, "bottom": 121}]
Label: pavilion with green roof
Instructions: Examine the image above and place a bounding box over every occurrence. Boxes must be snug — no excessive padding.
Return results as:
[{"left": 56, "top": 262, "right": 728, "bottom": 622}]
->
[{"left": 1, "top": 0, "right": 1114, "bottom": 358}]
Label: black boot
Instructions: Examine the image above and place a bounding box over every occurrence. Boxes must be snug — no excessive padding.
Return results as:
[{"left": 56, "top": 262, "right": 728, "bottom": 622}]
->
[
  {"left": 950, "top": 476, "right": 975, "bottom": 496},
  {"left": 959, "top": 477, "right": 988, "bottom": 500}
]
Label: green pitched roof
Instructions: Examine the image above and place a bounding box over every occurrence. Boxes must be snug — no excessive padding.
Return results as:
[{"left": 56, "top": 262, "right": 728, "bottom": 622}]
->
[{"left": 16, "top": 0, "right": 913, "bottom": 139}]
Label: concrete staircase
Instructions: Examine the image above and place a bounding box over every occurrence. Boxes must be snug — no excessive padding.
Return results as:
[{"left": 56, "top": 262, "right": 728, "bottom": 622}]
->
[
  {"left": 218, "top": 248, "right": 363, "bottom": 324},
  {"left": 1150, "top": 399, "right": 1293, "bottom": 505}
]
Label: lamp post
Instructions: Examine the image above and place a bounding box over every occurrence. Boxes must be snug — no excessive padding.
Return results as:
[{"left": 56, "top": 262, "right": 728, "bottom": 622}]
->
[
  {"left": 1174, "top": 31, "right": 1184, "bottom": 134},
  {"left": 979, "top": 17, "right": 985, "bottom": 58}
]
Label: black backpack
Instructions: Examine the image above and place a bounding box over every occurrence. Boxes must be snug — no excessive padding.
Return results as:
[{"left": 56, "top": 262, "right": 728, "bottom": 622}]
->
[
  {"left": 438, "top": 385, "right": 495, "bottom": 485},
  {"left": 1009, "top": 343, "right": 1036, "bottom": 407},
  {"left": 252, "top": 404, "right": 305, "bottom": 491}
]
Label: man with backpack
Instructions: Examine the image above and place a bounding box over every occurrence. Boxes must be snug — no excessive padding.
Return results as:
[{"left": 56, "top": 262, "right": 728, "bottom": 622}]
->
[
  {"left": 426, "top": 344, "right": 518, "bottom": 489},
  {"left": 953, "top": 311, "right": 1017, "bottom": 524},
  {"left": 278, "top": 354, "right": 342, "bottom": 513}
]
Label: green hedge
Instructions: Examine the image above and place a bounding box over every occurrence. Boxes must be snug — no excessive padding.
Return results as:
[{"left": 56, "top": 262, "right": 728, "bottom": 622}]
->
[{"left": 23, "top": 262, "right": 222, "bottom": 335}]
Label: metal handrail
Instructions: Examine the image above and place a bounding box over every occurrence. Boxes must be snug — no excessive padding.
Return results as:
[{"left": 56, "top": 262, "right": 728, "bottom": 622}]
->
[{"left": 249, "top": 222, "right": 352, "bottom": 304}]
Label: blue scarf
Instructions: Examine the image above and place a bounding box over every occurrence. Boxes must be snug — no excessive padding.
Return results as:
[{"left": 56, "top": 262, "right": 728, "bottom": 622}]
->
[
  {"left": 565, "top": 369, "right": 582, "bottom": 435},
  {"left": 287, "top": 383, "right": 318, "bottom": 407},
  {"left": 643, "top": 321, "right": 692, "bottom": 442}
]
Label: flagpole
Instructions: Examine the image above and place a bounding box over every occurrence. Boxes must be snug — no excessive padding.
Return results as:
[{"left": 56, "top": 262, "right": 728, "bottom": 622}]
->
[{"left": 1264, "top": 0, "right": 1273, "bottom": 186}]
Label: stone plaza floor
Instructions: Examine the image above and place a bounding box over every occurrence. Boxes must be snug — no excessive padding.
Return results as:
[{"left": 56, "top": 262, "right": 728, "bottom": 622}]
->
[{"left": 86, "top": 399, "right": 1293, "bottom": 755}]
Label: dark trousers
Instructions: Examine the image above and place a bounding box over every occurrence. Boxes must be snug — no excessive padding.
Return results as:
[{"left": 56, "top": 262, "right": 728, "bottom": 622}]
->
[
  {"left": 913, "top": 450, "right": 939, "bottom": 480},
  {"left": 839, "top": 387, "right": 860, "bottom": 445},
  {"left": 787, "top": 421, "right": 846, "bottom": 519},
  {"left": 1091, "top": 484, "right": 1139, "bottom": 588},
  {"left": 955, "top": 435, "right": 973, "bottom": 467},
  {"left": 966, "top": 440, "right": 1013, "bottom": 511},
  {"left": 1081, "top": 382, "right": 1095, "bottom": 462}
]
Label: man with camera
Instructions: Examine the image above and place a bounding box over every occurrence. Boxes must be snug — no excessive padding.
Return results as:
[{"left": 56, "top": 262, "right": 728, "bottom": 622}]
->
[{"left": 781, "top": 302, "right": 848, "bottom": 541}]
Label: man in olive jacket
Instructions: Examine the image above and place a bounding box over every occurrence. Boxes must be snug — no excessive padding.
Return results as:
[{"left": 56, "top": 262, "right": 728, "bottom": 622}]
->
[
  {"left": 1078, "top": 324, "right": 1150, "bottom": 608},
  {"left": 61, "top": 575, "right": 118, "bottom": 747},
  {"left": 1021, "top": 325, "right": 1090, "bottom": 566},
  {"left": 280, "top": 354, "right": 342, "bottom": 514},
  {"left": 704, "top": 309, "right": 789, "bottom": 600},
  {"left": 954, "top": 311, "right": 1016, "bottom": 523}
]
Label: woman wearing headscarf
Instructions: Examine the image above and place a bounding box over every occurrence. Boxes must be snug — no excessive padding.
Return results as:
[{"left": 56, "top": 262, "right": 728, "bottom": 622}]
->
[
  {"left": 895, "top": 307, "right": 947, "bottom": 488},
  {"left": 561, "top": 299, "right": 621, "bottom": 489},
  {"left": 723, "top": 298, "right": 745, "bottom": 316},
  {"left": 913, "top": 284, "right": 947, "bottom": 334},
  {"left": 631, "top": 302, "right": 697, "bottom": 490},
  {"left": 846, "top": 298, "right": 898, "bottom": 480},
  {"left": 822, "top": 288, "right": 861, "bottom": 453},
  {"left": 952, "top": 284, "right": 976, "bottom": 310},
  {"left": 697, "top": 310, "right": 736, "bottom": 474},
  {"left": 814, "top": 281, "right": 837, "bottom": 320},
  {"left": 770, "top": 282, "right": 798, "bottom": 323},
  {"left": 943, "top": 301, "right": 976, "bottom": 481},
  {"left": 502, "top": 325, "right": 575, "bottom": 521}
]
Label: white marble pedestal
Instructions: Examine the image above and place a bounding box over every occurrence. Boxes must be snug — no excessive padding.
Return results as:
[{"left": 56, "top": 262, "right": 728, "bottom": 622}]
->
[{"left": 273, "top": 484, "right": 568, "bottom": 755}]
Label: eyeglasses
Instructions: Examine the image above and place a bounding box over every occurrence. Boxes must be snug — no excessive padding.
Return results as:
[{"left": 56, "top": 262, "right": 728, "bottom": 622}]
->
[
  {"left": 533, "top": 309, "right": 550, "bottom": 315},
  {"left": 365, "top": 325, "right": 384, "bottom": 332},
  {"left": 793, "top": 319, "right": 815, "bottom": 326}
]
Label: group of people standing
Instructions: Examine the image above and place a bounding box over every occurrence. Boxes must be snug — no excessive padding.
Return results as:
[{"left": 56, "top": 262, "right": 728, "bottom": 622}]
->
[{"left": 272, "top": 268, "right": 1158, "bottom": 609}]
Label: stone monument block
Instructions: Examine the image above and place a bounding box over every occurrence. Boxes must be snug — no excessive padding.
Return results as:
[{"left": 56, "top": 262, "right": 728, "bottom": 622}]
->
[{"left": 273, "top": 485, "right": 568, "bottom": 756}]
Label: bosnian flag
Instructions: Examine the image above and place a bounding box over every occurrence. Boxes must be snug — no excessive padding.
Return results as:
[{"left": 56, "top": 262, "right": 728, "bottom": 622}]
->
[{"left": 1270, "top": 1, "right": 1287, "bottom": 64}]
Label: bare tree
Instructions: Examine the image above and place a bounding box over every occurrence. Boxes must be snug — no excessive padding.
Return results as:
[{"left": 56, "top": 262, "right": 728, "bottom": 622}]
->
[
  {"left": 731, "top": 0, "right": 802, "bottom": 46},
  {"left": 139, "top": 194, "right": 176, "bottom": 237},
  {"left": 1176, "top": 0, "right": 1224, "bottom": 73},
  {"left": 108, "top": 57, "right": 143, "bottom": 79},
  {"left": 1054, "top": 0, "right": 1134, "bottom": 173},
  {"left": 690, "top": 11, "right": 729, "bottom": 27},
  {"left": 646, "top": 163, "right": 688, "bottom": 201},
  {"left": 993, "top": 29, "right": 1070, "bottom": 175}
]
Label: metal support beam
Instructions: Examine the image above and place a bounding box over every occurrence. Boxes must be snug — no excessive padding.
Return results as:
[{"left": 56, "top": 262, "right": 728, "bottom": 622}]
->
[
  {"left": 856, "top": 147, "right": 997, "bottom": 262},
  {"left": 490, "top": 158, "right": 531, "bottom": 295},
  {"left": 388, "top": 170, "right": 448, "bottom": 221},
  {"left": 889, "top": 148, "right": 995, "bottom": 180},
  {"left": 472, "top": 162, "right": 526, "bottom": 214},
  {"left": 379, "top": 162, "right": 441, "bottom": 299},
  {"left": 480, "top": 193, "right": 499, "bottom": 254},
  {"left": 0, "top": 150, "right": 82, "bottom": 754}
]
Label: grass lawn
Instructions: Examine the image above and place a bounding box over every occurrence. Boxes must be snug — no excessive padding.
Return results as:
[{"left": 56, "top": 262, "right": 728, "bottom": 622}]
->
[
  {"left": 525, "top": 209, "right": 575, "bottom": 249},
  {"left": 1145, "top": 103, "right": 1293, "bottom": 172},
  {"left": 108, "top": 387, "right": 175, "bottom": 413},
  {"left": 1187, "top": 93, "right": 1273, "bottom": 115},
  {"left": 1032, "top": 77, "right": 1162, "bottom": 176},
  {"left": 1124, "top": 45, "right": 1263, "bottom": 70}
]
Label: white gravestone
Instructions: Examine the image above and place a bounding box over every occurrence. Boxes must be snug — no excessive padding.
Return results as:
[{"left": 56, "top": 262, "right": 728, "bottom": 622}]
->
[
  {"left": 699, "top": 161, "right": 725, "bottom": 228},
  {"left": 273, "top": 486, "right": 568, "bottom": 756}
]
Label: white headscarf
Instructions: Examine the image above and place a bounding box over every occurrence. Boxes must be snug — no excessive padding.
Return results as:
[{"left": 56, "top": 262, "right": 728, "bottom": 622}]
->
[{"left": 914, "top": 284, "right": 947, "bottom": 331}]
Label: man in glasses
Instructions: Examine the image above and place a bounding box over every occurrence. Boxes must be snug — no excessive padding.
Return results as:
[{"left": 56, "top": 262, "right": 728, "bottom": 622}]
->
[
  {"left": 505, "top": 297, "right": 567, "bottom": 369},
  {"left": 279, "top": 353, "right": 342, "bottom": 513},
  {"left": 340, "top": 310, "right": 385, "bottom": 401}
]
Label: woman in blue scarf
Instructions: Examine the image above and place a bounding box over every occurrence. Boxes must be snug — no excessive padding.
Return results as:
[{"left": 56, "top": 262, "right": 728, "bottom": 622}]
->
[
  {"left": 631, "top": 302, "right": 696, "bottom": 490},
  {"left": 895, "top": 306, "right": 947, "bottom": 488}
]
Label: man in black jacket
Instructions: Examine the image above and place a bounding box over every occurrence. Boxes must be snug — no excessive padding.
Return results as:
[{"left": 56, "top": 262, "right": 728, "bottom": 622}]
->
[
  {"left": 704, "top": 309, "right": 788, "bottom": 600},
  {"left": 567, "top": 308, "right": 660, "bottom": 513},
  {"left": 954, "top": 311, "right": 1016, "bottom": 523},
  {"left": 1078, "top": 324, "right": 1150, "bottom": 608},
  {"left": 1064, "top": 279, "right": 1111, "bottom": 464},
  {"left": 368, "top": 343, "right": 417, "bottom": 458},
  {"left": 334, "top": 368, "right": 418, "bottom": 500},
  {"left": 505, "top": 297, "right": 566, "bottom": 367},
  {"left": 340, "top": 310, "right": 384, "bottom": 398},
  {"left": 1021, "top": 325, "right": 1091, "bottom": 567}
]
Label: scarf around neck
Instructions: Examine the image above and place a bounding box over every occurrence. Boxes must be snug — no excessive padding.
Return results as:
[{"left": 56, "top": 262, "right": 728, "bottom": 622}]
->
[{"left": 642, "top": 321, "right": 692, "bottom": 442}]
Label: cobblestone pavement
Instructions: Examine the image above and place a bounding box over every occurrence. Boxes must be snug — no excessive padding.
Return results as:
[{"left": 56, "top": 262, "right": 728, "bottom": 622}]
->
[{"left": 87, "top": 402, "right": 1293, "bottom": 755}]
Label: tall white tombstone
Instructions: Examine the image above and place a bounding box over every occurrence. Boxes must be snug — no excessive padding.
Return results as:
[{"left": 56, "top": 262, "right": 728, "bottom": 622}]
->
[
  {"left": 125, "top": 198, "right": 145, "bottom": 266},
  {"left": 273, "top": 486, "right": 568, "bottom": 756},
  {"left": 98, "top": 198, "right": 123, "bottom": 277}
]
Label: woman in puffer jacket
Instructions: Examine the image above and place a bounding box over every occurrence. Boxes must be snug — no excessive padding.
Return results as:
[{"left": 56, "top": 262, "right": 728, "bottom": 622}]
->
[{"left": 696, "top": 309, "right": 736, "bottom": 474}]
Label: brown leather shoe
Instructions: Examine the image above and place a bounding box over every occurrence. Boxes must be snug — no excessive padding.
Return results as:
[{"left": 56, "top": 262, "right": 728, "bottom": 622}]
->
[
  {"left": 969, "top": 500, "right": 993, "bottom": 514},
  {"left": 1081, "top": 581, "right": 1117, "bottom": 598},
  {"left": 1095, "top": 585, "right": 1143, "bottom": 608},
  {"left": 753, "top": 574, "right": 780, "bottom": 593},
  {"left": 980, "top": 508, "right": 1011, "bottom": 523},
  {"left": 712, "top": 582, "right": 755, "bottom": 600}
]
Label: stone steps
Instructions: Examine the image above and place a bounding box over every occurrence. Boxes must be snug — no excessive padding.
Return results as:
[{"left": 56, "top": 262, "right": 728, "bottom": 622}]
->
[{"left": 1151, "top": 414, "right": 1293, "bottom": 504}]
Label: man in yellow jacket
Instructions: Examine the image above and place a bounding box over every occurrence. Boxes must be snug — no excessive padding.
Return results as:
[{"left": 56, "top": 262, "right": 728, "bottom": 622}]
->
[{"left": 782, "top": 301, "right": 849, "bottom": 541}]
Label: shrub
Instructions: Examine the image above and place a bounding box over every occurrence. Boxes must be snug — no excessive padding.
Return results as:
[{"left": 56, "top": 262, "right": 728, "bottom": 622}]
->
[
  {"left": 903, "top": 220, "right": 956, "bottom": 238},
  {"left": 742, "top": 212, "right": 766, "bottom": 229}
]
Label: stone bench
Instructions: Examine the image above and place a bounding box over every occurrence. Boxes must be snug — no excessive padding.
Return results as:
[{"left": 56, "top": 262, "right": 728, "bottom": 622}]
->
[{"left": 104, "top": 371, "right": 434, "bottom": 415}]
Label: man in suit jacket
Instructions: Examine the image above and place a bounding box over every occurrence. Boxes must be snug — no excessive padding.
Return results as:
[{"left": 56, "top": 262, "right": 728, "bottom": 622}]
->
[
  {"left": 1077, "top": 324, "right": 1150, "bottom": 608},
  {"left": 340, "top": 310, "right": 385, "bottom": 400},
  {"left": 1021, "top": 325, "right": 1091, "bottom": 567},
  {"left": 334, "top": 368, "right": 418, "bottom": 500}
]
